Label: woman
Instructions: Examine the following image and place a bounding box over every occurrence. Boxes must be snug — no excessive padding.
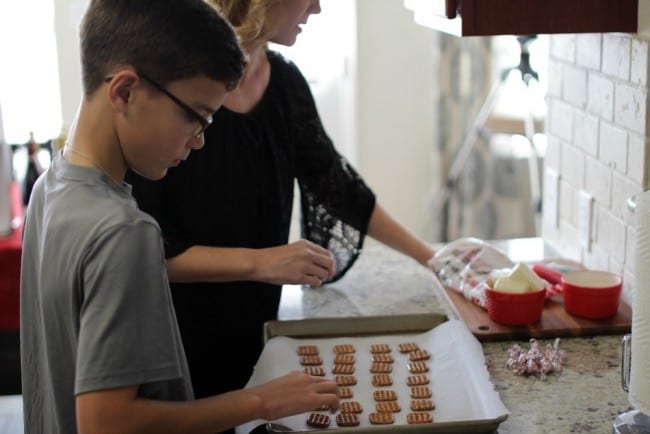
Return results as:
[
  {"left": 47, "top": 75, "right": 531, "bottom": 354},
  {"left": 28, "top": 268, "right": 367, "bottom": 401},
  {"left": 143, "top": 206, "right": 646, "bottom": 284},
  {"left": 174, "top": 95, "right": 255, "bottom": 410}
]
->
[{"left": 128, "top": 0, "right": 435, "bottom": 413}]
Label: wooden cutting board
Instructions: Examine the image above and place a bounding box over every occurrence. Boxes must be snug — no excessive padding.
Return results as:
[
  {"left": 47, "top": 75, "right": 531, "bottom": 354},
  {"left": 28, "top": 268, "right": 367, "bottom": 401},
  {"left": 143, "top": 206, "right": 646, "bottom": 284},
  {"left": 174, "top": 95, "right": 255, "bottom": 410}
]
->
[{"left": 439, "top": 285, "right": 632, "bottom": 342}]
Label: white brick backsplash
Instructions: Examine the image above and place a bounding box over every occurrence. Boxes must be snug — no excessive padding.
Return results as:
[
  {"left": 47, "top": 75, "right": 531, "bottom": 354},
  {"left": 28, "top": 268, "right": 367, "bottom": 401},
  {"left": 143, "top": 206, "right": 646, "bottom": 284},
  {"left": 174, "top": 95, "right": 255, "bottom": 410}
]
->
[
  {"left": 542, "top": 216, "right": 560, "bottom": 247},
  {"left": 558, "top": 219, "right": 582, "bottom": 261},
  {"left": 550, "top": 35, "right": 576, "bottom": 63},
  {"left": 587, "top": 73, "right": 614, "bottom": 120},
  {"left": 631, "top": 39, "right": 649, "bottom": 86},
  {"left": 608, "top": 257, "right": 624, "bottom": 286},
  {"left": 576, "top": 34, "right": 602, "bottom": 71},
  {"left": 627, "top": 134, "right": 647, "bottom": 185},
  {"left": 585, "top": 155, "right": 612, "bottom": 206},
  {"left": 602, "top": 34, "right": 631, "bottom": 80},
  {"left": 611, "top": 171, "right": 641, "bottom": 221},
  {"left": 560, "top": 143, "right": 584, "bottom": 188},
  {"left": 543, "top": 33, "right": 649, "bottom": 304},
  {"left": 562, "top": 64, "right": 587, "bottom": 108},
  {"left": 609, "top": 256, "right": 624, "bottom": 274},
  {"left": 559, "top": 179, "right": 577, "bottom": 225},
  {"left": 548, "top": 98, "right": 574, "bottom": 142},
  {"left": 597, "top": 208, "right": 627, "bottom": 263},
  {"left": 623, "top": 269, "right": 634, "bottom": 306},
  {"left": 607, "top": 256, "right": 631, "bottom": 305},
  {"left": 626, "top": 225, "right": 636, "bottom": 274},
  {"left": 598, "top": 122, "right": 628, "bottom": 173},
  {"left": 544, "top": 134, "right": 561, "bottom": 171},
  {"left": 614, "top": 83, "right": 648, "bottom": 135},
  {"left": 582, "top": 243, "right": 609, "bottom": 271},
  {"left": 547, "top": 59, "right": 563, "bottom": 98},
  {"left": 573, "top": 111, "right": 599, "bottom": 157}
]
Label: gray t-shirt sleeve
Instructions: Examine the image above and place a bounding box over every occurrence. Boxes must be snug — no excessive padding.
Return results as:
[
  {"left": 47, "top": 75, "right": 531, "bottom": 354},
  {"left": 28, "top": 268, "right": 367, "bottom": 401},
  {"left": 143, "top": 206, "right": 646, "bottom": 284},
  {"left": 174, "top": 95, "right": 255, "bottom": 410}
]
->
[{"left": 75, "top": 219, "right": 185, "bottom": 395}]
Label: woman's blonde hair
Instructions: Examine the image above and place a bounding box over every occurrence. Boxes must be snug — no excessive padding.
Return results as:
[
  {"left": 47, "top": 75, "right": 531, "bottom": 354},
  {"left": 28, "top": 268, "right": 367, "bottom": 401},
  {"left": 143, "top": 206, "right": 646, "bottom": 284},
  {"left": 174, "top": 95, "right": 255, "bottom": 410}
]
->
[{"left": 208, "top": 0, "right": 279, "bottom": 52}]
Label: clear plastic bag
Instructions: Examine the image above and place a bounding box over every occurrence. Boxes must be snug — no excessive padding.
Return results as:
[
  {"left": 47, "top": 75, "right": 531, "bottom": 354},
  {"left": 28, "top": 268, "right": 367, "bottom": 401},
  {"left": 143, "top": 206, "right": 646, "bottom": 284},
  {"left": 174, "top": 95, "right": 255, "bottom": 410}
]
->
[{"left": 429, "top": 237, "right": 514, "bottom": 309}]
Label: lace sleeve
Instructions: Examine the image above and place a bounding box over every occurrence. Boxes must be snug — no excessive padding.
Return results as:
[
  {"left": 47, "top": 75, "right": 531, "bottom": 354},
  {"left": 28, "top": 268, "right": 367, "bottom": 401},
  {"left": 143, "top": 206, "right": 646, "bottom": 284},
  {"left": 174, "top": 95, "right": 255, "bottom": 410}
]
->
[
  {"left": 300, "top": 156, "right": 376, "bottom": 282},
  {"left": 279, "top": 54, "right": 376, "bottom": 282}
]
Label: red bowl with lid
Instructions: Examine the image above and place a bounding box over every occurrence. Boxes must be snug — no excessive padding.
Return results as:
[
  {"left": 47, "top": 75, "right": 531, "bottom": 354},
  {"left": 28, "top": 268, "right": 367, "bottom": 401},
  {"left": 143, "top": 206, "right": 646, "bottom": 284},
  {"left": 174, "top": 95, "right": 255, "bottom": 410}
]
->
[
  {"left": 561, "top": 271, "right": 622, "bottom": 319},
  {"left": 485, "top": 288, "right": 546, "bottom": 325}
]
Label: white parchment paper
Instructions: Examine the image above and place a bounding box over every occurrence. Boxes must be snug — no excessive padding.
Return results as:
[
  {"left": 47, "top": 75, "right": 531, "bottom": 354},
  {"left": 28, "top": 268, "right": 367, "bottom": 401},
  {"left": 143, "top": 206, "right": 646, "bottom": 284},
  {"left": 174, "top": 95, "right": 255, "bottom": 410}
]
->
[{"left": 236, "top": 320, "right": 508, "bottom": 433}]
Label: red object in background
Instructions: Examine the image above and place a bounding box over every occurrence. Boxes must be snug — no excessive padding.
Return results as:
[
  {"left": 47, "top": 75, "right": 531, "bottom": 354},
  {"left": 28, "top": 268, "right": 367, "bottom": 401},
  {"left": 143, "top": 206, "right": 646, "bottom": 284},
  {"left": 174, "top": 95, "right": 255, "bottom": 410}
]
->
[
  {"left": 484, "top": 288, "right": 546, "bottom": 326},
  {"left": 532, "top": 263, "right": 565, "bottom": 296},
  {"left": 0, "top": 182, "right": 23, "bottom": 330},
  {"left": 561, "top": 271, "right": 623, "bottom": 319},
  {"left": 532, "top": 263, "right": 563, "bottom": 284}
]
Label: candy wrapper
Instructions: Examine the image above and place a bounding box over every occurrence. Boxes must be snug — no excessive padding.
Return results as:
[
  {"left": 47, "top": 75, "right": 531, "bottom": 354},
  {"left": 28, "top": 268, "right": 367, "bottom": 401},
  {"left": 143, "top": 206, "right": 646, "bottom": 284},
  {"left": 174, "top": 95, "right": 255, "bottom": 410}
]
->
[{"left": 506, "top": 338, "right": 564, "bottom": 380}]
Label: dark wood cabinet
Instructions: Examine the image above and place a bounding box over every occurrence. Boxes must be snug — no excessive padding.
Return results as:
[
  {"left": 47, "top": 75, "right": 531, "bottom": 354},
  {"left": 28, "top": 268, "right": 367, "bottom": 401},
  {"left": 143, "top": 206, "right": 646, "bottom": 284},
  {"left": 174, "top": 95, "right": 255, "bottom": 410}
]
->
[{"left": 410, "top": 0, "right": 642, "bottom": 36}]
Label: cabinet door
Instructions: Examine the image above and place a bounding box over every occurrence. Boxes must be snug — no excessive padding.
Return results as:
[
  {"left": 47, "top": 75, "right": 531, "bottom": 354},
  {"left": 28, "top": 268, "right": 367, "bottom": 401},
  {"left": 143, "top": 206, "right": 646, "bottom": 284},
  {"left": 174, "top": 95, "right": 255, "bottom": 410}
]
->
[
  {"left": 458, "top": 0, "right": 638, "bottom": 36},
  {"left": 446, "top": 0, "right": 457, "bottom": 18}
]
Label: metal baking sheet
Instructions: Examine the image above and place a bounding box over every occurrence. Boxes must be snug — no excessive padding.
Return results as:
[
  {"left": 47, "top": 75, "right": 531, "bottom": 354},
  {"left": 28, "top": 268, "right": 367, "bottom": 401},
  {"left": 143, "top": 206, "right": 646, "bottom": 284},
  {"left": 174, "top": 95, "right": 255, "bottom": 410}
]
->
[
  {"left": 264, "top": 313, "right": 448, "bottom": 343},
  {"left": 252, "top": 313, "right": 508, "bottom": 434}
]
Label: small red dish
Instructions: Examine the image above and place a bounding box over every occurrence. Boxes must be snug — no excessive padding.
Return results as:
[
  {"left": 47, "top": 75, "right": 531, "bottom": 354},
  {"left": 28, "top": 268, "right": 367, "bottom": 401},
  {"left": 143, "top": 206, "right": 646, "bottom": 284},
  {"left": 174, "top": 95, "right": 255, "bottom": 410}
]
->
[
  {"left": 561, "top": 271, "right": 622, "bottom": 319},
  {"left": 485, "top": 288, "right": 546, "bottom": 325}
]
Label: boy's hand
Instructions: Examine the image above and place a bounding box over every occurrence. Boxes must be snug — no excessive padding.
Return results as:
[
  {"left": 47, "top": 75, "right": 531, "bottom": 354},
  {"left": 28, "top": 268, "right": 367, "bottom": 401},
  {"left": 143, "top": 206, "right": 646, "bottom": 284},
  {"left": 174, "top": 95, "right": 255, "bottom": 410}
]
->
[{"left": 250, "top": 371, "right": 339, "bottom": 421}]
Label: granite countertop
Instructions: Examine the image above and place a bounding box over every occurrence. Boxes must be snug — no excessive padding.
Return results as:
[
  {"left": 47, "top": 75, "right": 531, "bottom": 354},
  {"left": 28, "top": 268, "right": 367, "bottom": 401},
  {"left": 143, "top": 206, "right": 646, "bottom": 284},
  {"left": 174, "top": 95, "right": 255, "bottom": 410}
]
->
[{"left": 277, "top": 239, "right": 632, "bottom": 433}]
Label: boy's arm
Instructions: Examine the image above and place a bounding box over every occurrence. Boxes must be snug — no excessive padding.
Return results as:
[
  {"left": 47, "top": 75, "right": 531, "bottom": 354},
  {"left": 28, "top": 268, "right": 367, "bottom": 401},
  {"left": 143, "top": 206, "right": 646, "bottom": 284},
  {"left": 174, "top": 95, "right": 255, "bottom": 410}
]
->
[{"left": 76, "top": 371, "right": 338, "bottom": 434}]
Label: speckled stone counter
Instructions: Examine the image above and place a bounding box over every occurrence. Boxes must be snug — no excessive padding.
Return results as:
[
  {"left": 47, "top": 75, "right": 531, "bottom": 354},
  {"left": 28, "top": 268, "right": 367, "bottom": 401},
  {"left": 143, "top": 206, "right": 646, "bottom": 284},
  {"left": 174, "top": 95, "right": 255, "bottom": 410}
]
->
[{"left": 278, "top": 240, "right": 631, "bottom": 433}]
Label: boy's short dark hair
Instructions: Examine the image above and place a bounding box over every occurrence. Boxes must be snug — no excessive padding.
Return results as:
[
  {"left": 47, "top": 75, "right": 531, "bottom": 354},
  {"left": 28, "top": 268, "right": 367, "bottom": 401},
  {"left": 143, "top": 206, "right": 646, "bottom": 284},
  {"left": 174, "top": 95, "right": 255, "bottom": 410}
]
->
[{"left": 80, "top": 0, "right": 246, "bottom": 95}]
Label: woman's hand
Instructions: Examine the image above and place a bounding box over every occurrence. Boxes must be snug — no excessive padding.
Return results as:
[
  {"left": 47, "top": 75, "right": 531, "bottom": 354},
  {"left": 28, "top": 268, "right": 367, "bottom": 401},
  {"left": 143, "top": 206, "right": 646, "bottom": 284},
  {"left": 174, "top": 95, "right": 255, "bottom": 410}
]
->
[{"left": 252, "top": 240, "right": 336, "bottom": 286}]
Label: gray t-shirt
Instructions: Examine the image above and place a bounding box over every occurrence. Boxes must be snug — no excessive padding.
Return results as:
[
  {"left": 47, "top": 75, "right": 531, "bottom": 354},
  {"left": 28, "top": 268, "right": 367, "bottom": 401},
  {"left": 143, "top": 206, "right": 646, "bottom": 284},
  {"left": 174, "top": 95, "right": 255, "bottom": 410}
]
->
[{"left": 20, "top": 153, "right": 193, "bottom": 434}]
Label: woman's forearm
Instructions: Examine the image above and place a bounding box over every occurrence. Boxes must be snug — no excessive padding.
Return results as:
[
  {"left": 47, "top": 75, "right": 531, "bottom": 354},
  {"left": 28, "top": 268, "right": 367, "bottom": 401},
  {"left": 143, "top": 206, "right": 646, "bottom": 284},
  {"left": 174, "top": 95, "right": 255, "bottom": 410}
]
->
[
  {"left": 165, "top": 245, "right": 257, "bottom": 282},
  {"left": 166, "top": 241, "right": 335, "bottom": 286},
  {"left": 366, "top": 203, "right": 435, "bottom": 266}
]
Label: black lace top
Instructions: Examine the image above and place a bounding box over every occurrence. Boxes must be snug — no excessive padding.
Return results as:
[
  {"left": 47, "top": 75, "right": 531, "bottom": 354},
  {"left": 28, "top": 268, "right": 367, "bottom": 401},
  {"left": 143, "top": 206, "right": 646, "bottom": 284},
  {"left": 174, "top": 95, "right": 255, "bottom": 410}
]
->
[{"left": 127, "top": 50, "right": 375, "bottom": 398}]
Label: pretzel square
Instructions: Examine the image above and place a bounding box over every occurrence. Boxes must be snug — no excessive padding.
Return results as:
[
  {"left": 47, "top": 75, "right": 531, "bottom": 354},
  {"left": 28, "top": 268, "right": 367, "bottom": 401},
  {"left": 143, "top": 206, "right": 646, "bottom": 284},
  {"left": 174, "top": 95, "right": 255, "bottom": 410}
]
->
[
  {"left": 336, "top": 413, "right": 360, "bottom": 427},
  {"left": 335, "top": 375, "right": 357, "bottom": 386},
  {"left": 337, "top": 387, "right": 353, "bottom": 399},
  {"left": 410, "top": 399, "right": 436, "bottom": 411},
  {"left": 370, "top": 363, "right": 393, "bottom": 373},
  {"left": 333, "top": 344, "right": 356, "bottom": 354},
  {"left": 297, "top": 345, "right": 319, "bottom": 356},
  {"left": 398, "top": 342, "right": 419, "bottom": 353},
  {"left": 332, "top": 364, "right": 355, "bottom": 375},
  {"left": 375, "top": 401, "right": 401, "bottom": 413},
  {"left": 407, "top": 412, "right": 433, "bottom": 424},
  {"left": 340, "top": 401, "right": 363, "bottom": 414},
  {"left": 409, "top": 349, "right": 431, "bottom": 361},
  {"left": 368, "top": 412, "right": 394, "bottom": 425},
  {"left": 373, "top": 389, "right": 398, "bottom": 401},
  {"left": 303, "top": 366, "right": 325, "bottom": 376},
  {"left": 333, "top": 354, "right": 355, "bottom": 364},
  {"left": 410, "top": 386, "right": 432, "bottom": 399},
  {"left": 306, "top": 413, "right": 330, "bottom": 428},
  {"left": 370, "top": 344, "right": 391, "bottom": 354},
  {"left": 372, "top": 354, "right": 394, "bottom": 364},
  {"left": 407, "top": 362, "right": 430, "bottom": 373},
  {"left": 371, "top": 374, "right": 393, "bottom": 387},
  {"left": 299, "top": 355, "right": 323, "bottom": 366},
  {"left": 406, "top": 375, "right": 430, "bottom": 386}
]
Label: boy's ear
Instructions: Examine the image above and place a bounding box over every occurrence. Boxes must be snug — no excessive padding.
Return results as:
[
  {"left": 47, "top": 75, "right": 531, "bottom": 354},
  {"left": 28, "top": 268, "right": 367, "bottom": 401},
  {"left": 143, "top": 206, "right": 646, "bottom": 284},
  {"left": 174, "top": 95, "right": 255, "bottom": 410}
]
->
[{"left": 106, "top": 70, "right": 139, "bottom": 112}]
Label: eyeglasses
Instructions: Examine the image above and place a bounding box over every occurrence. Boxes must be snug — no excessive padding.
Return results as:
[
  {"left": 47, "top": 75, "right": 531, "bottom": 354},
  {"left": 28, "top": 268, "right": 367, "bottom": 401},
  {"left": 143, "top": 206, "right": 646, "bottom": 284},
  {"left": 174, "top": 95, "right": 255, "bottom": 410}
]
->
[{"left": 104, "top": 72, "right": 212, "bottom": 137}]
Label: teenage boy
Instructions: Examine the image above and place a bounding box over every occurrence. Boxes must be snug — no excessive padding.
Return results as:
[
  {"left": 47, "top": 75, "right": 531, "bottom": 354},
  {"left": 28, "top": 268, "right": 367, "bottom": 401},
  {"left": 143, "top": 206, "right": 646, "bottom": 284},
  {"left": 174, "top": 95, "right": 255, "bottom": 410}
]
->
[{"left": 20, "top": 1, "right": 338, "bottom": 433}]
